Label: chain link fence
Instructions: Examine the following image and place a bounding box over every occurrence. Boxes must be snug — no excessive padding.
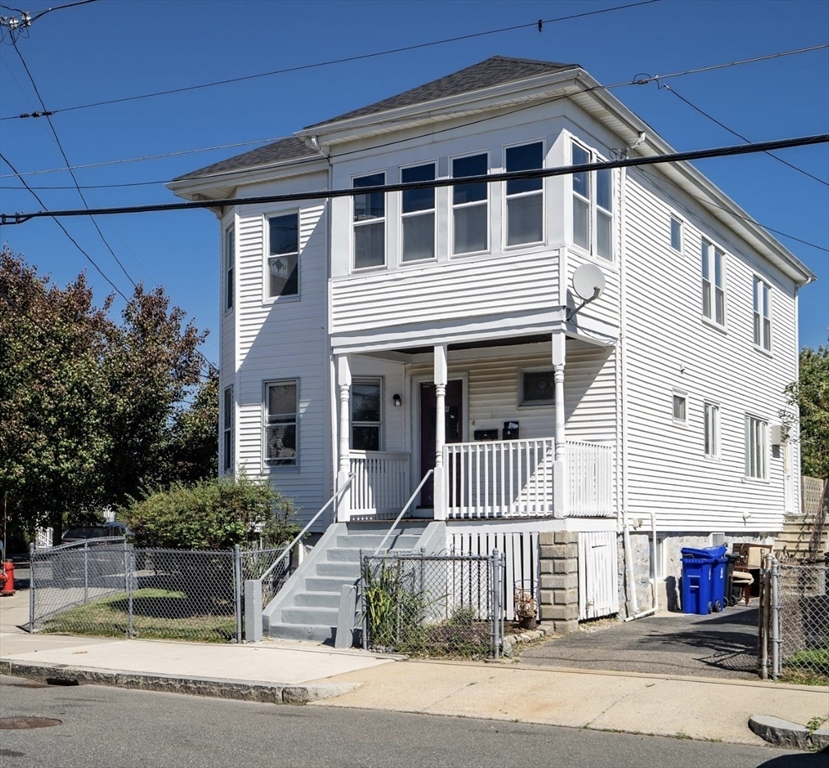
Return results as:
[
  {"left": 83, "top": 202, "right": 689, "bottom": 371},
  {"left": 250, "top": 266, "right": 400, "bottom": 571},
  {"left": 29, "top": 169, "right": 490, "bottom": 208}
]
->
[
  {"left": 759, "top": 556, "right": 829, "bottom": 684},
  {"left": 29, "top": 541, "right": 289, "bottom": 643},
  {"left": 360, "top": 550, "right": 504, "bottom": 659}
]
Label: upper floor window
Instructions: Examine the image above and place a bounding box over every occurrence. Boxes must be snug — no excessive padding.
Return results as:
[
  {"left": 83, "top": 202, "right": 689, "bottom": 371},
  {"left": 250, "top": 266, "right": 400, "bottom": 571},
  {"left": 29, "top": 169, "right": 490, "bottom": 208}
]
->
[
  {"left": 672, "top": 392, "right": 688, "bottom": 423},
  {"left": 704, "top": 402, "right": 720, "bottom": 458},
  {"left": 452, "top": 153, "right": 488, "bottom": 255},
  {"left": 506, "top": 142, "right": 543, "bottom": 246},
  {"left": 351, "top": 378, "right": 382, "bottom": 451},
  {"left": 572, "top": 142, "right": 613, "bottom": 260},
  {"left": 401, "top": 163, "right": 435, "bottom": 262},
  {"left": 701, "top": 239, "right": 725, "bottom": 326},
  {"left": 353, "top": 173, "right": 385, "bottom": 269},
  {"left": 753, "top": 277, "right": 771, "bottom": 351},
  {"left": 268, "top": 214, "right": 299, "bottom": 298},
  {"left": 520, "top": 369, "right": 554, "bottom": 406},
  {"left": 224, "top": 226, "right": 234, "bottom": 311},
  {"left": 265, "top": 380, "right": 298, "bottom": 467},
  {"left": 745, "top": 415, "right": 768, "bottom": 480},
  {"left": 670, "top": 217, "right": 683, "bottom": 253},
  {"left": 222, "top": 385, "right": 233, "bottom": 473}
]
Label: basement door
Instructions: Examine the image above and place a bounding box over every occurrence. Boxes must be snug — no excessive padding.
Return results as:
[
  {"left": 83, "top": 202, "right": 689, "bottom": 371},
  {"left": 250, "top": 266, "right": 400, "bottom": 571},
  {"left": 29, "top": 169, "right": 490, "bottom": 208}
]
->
[{"left": 418, "top": 379, "right": 463, "bottom": 508}]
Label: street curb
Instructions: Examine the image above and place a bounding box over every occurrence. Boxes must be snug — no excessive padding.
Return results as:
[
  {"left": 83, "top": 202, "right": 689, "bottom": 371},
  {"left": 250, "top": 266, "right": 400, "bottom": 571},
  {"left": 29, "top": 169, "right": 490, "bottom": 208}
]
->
[
  {"left": 748, "top": 715, "right": 829, "bottom": 751},
  {"left": 0, "top": 659, "right": 361, "bottom": 704}
]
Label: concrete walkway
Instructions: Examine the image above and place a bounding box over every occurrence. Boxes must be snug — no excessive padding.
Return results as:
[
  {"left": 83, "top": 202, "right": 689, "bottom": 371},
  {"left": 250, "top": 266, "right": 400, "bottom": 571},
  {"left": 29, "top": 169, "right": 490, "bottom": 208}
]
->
[{"left": 1, "top": 587, "right": 827, "bottom": 749}]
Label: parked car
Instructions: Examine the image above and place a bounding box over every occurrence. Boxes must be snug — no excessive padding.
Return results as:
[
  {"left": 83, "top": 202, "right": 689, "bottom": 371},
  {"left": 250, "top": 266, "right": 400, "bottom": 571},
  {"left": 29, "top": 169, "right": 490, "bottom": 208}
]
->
[{"left": 61, "top": 521, "right": 132, "bottom": 545}]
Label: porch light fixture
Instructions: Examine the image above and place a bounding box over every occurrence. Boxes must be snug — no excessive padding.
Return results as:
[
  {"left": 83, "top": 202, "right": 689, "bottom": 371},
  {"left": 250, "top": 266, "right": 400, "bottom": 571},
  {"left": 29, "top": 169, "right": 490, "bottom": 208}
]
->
[{"left": 392, "top": 394, "right": 402, "bottom": 408}]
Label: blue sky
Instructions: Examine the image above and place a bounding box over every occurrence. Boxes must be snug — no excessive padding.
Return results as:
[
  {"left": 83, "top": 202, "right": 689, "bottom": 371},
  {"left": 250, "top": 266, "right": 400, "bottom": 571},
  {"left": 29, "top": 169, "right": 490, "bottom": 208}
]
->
[{"left": 1, "top": 0, "right": 827, "bottom": 363}]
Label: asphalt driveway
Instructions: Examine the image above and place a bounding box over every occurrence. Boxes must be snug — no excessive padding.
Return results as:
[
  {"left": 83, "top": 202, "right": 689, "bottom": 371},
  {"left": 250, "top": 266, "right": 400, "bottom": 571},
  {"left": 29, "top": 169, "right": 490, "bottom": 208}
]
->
[{"left": 520, "top": 605, "right": 761, "bottom": 680}]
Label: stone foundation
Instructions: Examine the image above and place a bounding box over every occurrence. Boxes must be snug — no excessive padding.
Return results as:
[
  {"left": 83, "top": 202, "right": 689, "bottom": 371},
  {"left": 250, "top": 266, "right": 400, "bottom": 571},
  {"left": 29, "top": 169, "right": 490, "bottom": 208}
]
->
[{"left": 539, "top": 531, "right": 580, "bottom": 633}]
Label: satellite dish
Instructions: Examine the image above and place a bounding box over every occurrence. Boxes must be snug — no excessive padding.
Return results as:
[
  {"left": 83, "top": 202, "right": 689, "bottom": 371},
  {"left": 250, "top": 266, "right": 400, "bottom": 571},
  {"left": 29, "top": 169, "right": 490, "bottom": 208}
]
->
[{"left": 572, "top": 262, "right": 606, "bottom": 301}]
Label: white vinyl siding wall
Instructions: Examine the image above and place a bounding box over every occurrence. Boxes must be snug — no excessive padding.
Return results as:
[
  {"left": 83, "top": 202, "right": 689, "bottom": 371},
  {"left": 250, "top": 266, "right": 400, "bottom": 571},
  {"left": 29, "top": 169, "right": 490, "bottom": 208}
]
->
[
  {"left": 233, "top": 171, "right": 332, "bottom": 525},
  {"left": 621, "top": 168, "right": 799, "bottom": 532}
]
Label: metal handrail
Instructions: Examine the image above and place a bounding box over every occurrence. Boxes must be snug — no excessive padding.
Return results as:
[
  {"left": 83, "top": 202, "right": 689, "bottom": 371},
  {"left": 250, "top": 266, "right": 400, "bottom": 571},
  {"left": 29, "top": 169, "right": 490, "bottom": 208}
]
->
[
  {"left": 372, "top": 469, "right": 434, "bottom": 556},
  {"left": 255, "top": 474, "right": 355, "bottom": 586}
]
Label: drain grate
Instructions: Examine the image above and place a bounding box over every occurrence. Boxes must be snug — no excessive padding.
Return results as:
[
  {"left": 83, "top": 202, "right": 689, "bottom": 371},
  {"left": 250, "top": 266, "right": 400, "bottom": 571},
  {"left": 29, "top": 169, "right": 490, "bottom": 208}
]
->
[{"left": 0, "top": 717, "right": 62, "bottom": 730}]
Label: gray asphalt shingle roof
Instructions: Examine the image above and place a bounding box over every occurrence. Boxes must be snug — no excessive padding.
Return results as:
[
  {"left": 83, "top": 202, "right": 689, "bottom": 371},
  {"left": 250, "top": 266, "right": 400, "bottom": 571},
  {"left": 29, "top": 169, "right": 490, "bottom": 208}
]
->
[{"left": 174, "top": 56, "right": 577, "bottom": 182}]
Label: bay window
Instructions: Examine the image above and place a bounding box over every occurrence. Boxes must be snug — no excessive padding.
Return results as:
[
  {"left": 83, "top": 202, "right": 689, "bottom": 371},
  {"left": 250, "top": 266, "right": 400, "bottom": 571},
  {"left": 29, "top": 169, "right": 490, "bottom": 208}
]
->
[
  {"left": 505, "top": 142, "right": 543, "bottom": 246},
  {"left": 401, "top": 163, "right": 435, "bottom": 262},
  {"left": 452, "top": 153, "right": 488, "bottom": 255},
  {"left": 353, "top": 173, "right": 385, "bottom": 269}
]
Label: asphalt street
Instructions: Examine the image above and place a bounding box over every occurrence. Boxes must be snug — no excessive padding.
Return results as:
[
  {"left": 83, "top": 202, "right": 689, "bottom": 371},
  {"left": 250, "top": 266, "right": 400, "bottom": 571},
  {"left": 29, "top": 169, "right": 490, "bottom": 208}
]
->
[{"left": 0, "top": 674, "right": 819, "bottom": 768}]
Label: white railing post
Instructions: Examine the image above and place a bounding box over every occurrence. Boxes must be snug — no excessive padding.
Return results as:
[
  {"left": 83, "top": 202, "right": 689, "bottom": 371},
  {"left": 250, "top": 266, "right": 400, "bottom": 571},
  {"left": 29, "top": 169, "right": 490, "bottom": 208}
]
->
[{"left": 552, "top": 329, "right": 567, "bottom": 519}]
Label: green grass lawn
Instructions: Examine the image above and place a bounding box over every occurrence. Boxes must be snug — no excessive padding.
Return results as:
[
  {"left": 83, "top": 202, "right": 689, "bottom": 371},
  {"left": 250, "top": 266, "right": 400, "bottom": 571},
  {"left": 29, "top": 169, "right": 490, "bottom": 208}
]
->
[{"left": 42, "top": 588, "right": 236, "bottom": 643}]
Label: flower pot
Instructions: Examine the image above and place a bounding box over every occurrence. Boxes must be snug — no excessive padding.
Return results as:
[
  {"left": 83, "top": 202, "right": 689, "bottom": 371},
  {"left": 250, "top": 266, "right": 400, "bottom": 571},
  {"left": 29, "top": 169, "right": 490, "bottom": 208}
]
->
[{"left": 518, "top": 615, "right": 537, "bottom": 630}]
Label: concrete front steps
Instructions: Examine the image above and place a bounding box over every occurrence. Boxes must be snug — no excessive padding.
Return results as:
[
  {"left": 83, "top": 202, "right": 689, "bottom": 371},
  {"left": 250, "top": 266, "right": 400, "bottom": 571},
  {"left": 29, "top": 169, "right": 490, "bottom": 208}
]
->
[{"left": 263, "top": 520, "right": 444, "bottom": 644}]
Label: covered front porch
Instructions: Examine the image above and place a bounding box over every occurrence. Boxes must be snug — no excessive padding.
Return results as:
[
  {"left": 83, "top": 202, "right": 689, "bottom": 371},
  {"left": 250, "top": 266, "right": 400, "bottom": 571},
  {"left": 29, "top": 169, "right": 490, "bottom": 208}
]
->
[{"left": 334, "top": 329, "right": 616, "bottom": 523}]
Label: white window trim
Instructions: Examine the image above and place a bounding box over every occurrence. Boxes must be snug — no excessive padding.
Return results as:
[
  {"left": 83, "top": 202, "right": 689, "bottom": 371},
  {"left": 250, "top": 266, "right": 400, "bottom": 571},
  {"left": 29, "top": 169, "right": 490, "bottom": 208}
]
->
[
  {"left": 503, "top": 139, "right": 545, "bottom": 250},
  {"left": 701, "top": 238, "right": 727, "bottom": 328},
  {"left": 745, "top": 414, "right": 769, "bottom": 481},
  {"left": 518, "top": 368, "right": 555, "bottom": 408},
  {"left": 753, "top": 275, "right": 772, "bottom": 354},
  {"left": 450, "top": 150, "right": 490, "bottom": 258},
  {"left": 264, "top": 378, "right": 299, "bottom": 469},
  {"left": 703, "top": 401, "right": 720, "bottom": 460},
  {"left": 351, "top": 377, "right": 384, "bottom": 451},
  {"left": 224, "top": 225, "right": 235, "bottom": 313},
  {"left": 399, "top": 162, "right": 437, "bottom": 265},
  {"left": 670, "top": 216, "right": 683, "bottom": 255},
  {"left": 570, "top": 139, "right": 614, "bottom": 262},
  {"left": 222, "top": 385, "right": 234, "bottom": 474},
  {"left": 264, "top": 211, "right": 301, "bottom": 303},
  {"left": 352, "top": 170, "right": 387, "bottom": 272},
  {"left": 672, "top": 389, "right": 689, "bottom": 426}
]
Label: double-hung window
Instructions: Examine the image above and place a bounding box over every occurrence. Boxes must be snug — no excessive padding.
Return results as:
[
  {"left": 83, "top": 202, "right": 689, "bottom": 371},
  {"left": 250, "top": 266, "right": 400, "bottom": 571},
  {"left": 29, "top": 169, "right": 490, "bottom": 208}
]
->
[
  {"left": 745, "top": 415, "right": 768, "bottom": 479},
  {"left": 701, "top": 240, "right": 725, "bottom": 326},
  {"left": 222, "top": 385, "right": 233, "bottom": 473},
  {"left": 505, "top": 142, "right": 543, "bottom": 246},
  {"left": 452, "top": 153, "right": 488, "bottom": 255},
  {"left": 753, "top": 277, "right": 771, "bottom": 351},
  {"left": 704, "top": 402, "right": 720, "bottom": 458},
  {"left": 351, "top": 379, "right": 382, "bottom": 451},
  {"left": 353, "top": 173, "right": 385, "bottom": 269},
  {"left": 224, "top": 226, "right": 234, "bottom": 311},
  {"left": 268, "top": 214, "right": 299, "bottom": 298},
  {"left": 265, "top": 380, "right": 298, "bottom": 466},
  {"left": 572, "top": 142, "right": 612, "bottom": 260},
  {"left": 401, "top": 163, "right": 435, "bottom": 262}
]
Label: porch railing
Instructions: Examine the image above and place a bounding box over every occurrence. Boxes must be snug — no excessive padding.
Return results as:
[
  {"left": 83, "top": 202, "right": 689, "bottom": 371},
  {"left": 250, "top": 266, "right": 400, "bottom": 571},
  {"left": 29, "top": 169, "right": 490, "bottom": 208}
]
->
[
  {"left": 445, "top": 438, "right": 555, "bottom": 519},
  {"left": 349, "top": 451, "right": 411, "bottom": 515},
  {"left": 567, "top": 440, "right": 613, "bottom": 517}
]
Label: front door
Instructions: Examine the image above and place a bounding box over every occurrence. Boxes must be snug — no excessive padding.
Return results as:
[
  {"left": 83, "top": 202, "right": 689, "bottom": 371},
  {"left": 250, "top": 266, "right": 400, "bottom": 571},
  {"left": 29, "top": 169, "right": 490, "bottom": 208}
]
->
[{"left": 419, "top": 379, "right": 463, "bottom": 507}]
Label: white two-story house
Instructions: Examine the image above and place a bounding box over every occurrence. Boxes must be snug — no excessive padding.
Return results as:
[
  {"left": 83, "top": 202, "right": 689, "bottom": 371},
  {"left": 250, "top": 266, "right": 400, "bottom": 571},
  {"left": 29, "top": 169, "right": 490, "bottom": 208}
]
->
[{"left": 169, "top": 56, "right": 814, "bottom": 641}]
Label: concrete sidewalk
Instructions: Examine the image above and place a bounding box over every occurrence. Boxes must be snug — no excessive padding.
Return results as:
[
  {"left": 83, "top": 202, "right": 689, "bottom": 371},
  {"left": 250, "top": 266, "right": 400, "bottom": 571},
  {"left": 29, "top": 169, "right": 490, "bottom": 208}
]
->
[{"left": 1, "top": 588, "right": 827, "bottom": 749}]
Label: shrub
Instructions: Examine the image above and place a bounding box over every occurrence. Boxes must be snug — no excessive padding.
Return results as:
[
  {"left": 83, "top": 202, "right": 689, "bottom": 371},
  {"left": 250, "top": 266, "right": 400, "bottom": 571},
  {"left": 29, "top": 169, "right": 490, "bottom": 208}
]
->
[{"left": 123, "top": 475, "right": 298, "bottom": 550}]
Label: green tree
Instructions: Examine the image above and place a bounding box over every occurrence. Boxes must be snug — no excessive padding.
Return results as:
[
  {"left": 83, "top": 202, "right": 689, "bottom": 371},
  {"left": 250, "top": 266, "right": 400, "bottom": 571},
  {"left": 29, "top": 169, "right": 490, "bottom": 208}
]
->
[
  {"left": 785, "top": 345, "right": 829, "bottom": 479},
  {"left": 123, "top": 475, "right": 297, "bottom": 550}
]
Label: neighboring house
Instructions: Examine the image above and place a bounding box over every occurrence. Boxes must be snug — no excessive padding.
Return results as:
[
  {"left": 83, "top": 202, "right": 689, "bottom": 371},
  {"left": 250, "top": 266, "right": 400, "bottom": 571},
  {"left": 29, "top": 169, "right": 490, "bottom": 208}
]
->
[{"left": 169, "top": 56, "right": 815, "bottom": 639}]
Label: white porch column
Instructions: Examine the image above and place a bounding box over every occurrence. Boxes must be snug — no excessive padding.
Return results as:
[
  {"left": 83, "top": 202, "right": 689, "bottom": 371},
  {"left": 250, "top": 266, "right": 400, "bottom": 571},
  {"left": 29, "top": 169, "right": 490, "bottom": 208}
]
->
[
  {"left": 433, "top": 344, "right": 448, "bottom": 520},
  {"left": 552, "top": 329, "right": 567, "bottom": 519},
  {"left": 336, "top": 354, "right": 352, "bottom": 522}
]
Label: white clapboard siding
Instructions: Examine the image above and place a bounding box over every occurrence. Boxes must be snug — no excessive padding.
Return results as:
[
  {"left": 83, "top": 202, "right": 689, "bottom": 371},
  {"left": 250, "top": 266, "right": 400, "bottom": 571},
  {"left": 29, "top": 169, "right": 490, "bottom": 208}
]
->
[
  {"left": 450, "top": 530, "right": 539, "bottom": 621},
  {"left": 578, "top": 531, "right": 619, "bottom": 620},
  {"left": 621, "top": 168, "right": 799, "bottom": 532},
  {"left": 331, "top": 251, "right": 558, "bottom": 335}
]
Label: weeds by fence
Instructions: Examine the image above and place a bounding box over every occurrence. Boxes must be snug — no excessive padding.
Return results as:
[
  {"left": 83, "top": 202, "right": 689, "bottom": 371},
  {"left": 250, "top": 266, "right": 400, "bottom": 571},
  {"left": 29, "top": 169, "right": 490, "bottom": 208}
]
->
[
  {"left": 760, "top": 557, "right": 829, "bottom": 684},
  {"left": 361, "top": 550, "right": 504, "bottom": 659},
  {"left": 29, "top": 541, "right": 288, "bottom": 643}
]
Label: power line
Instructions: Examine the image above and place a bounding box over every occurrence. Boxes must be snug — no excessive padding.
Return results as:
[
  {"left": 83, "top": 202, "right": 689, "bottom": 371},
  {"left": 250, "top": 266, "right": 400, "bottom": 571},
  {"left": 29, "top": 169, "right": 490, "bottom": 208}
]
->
[
  {"left": 0, "top": 150, "right": 130, "bottom": 299},
  {"left": 3, "top": 133, "right": 827, "bottom": 255},
  {"left": 658, "top": 82, "right": 829, "bottom": 187},
  {"left": 1, "top": 1, "right": 664, "bottom": 120},
  {"left": 10, "top": 38, "right": 138, "bottom": 288}
]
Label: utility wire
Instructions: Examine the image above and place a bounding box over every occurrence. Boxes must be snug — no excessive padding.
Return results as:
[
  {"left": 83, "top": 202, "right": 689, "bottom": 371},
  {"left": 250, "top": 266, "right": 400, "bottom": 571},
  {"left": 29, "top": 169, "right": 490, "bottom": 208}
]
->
[
  {"left": 11, "top": 38, "right": 139, "bottom": 288},
  {"left": 0, "top": 150, "right": 130, "bottom": 299},
  {"left": 3, "top": 133, "right": 827, "bottom": 255},
  {"left": 659, "top": 82, "right": 829, "bottom": 187},
  {"left": 1, "top": 1, "right": 664, "bottom": 120}
]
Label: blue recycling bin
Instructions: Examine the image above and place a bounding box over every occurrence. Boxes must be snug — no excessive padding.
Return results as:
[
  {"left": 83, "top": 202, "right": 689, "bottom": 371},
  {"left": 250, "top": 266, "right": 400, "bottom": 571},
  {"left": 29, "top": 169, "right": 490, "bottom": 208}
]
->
[
  {"left": 710, "top": 552, "right": 729, "bottom": 612},
  {"left": 681, "top": 546, "right": 727, "bottom": 615}
]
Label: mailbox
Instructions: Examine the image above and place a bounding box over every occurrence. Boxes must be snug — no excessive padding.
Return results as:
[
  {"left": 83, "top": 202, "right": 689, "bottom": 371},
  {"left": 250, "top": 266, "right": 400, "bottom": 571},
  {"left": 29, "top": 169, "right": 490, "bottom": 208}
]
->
[{"left": 503, "top": 421, "right": 519, "bottom": 440}]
